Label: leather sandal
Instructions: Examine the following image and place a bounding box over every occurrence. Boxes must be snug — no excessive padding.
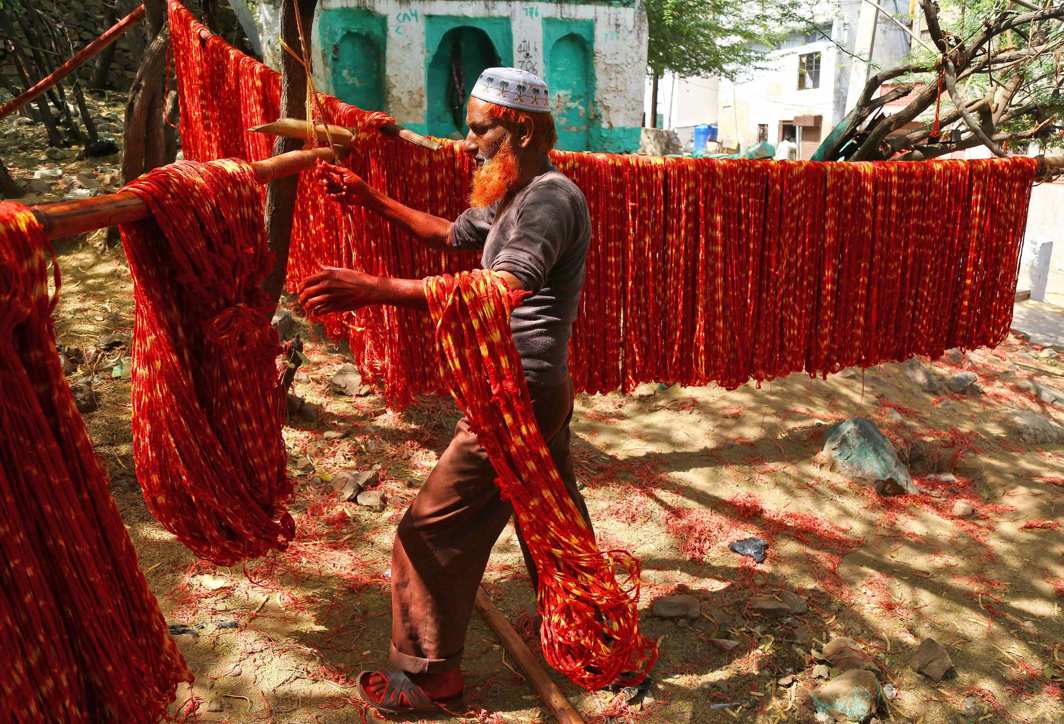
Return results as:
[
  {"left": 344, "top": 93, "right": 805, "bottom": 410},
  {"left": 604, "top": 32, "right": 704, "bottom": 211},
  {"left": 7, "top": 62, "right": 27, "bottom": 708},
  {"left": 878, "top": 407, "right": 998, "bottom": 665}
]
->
[{"left": 355, "top": 670, "right": 463, "bottom": 715}]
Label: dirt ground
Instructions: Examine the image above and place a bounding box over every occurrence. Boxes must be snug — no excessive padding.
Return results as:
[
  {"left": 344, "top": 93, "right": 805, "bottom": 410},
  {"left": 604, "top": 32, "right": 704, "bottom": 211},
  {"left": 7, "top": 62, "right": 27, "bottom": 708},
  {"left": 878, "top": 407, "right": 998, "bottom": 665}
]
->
[{"left": 6, "top": 105, "right": 1064, "bottom": 723}]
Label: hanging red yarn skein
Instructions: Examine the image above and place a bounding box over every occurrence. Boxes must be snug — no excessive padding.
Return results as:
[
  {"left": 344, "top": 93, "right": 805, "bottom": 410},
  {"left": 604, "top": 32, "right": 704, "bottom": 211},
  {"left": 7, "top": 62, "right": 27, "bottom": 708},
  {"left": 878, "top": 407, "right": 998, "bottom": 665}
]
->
[
  {"left": 424, "top": 270, "right": 658, "bottom": 690},
  {"left": 119, "top": 159, "right": 294, "bottom": 565},
  {"left": 0, "top": 202, "right": 190, "bottom": 722}
]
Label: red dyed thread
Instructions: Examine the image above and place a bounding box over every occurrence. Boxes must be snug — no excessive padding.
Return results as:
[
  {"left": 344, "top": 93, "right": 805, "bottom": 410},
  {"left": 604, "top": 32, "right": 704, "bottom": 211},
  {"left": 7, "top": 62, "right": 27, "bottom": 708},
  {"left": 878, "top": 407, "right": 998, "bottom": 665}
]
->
[
  {"left": 119, "top": 159, "right": 294, "bottom": 564},
  {"left": 0, "top": 202, "right": 190, "bottom": 720},
  {"left": 424, "top": 270, "right": 657, "bottom": 690}
]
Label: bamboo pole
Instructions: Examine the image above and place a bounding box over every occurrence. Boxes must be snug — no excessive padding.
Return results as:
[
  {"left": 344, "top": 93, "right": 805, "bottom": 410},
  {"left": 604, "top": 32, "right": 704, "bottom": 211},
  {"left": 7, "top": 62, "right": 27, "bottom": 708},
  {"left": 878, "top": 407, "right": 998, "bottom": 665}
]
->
[
  {"left": 474, "top": 587, "right": 586, "bottom": 724},
  {"left": 30, "top": 148, "right": 335, "bottom": 240},
  {"left": 251, "top": 117, "right": 442, "bottom": 152},
  {"left": 0, "top": 4, "right": 147, "bottom": 120}
]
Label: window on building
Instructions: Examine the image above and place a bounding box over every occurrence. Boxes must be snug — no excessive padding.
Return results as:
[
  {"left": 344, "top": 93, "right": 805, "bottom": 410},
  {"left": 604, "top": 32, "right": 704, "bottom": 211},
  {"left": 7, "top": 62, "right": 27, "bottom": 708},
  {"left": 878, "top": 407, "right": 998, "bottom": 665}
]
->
[
  {"left": 757, "top": 124, "right": 768, "bottom": 142},
  {"left": 798, "top": 52, "right": 821, "bottom": 90}
]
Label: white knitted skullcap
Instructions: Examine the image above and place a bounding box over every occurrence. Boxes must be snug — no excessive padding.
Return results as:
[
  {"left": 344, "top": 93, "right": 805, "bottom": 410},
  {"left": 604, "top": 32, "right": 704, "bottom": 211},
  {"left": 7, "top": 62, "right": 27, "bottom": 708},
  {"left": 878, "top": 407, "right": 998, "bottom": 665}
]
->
[{"left": 470, "top": 67, "right": 550, "bottom": 113}]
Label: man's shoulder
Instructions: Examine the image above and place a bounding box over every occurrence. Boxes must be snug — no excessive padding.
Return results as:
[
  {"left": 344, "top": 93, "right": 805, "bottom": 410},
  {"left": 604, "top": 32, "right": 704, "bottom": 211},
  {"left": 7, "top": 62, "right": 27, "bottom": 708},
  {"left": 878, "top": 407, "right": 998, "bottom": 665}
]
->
[{"left": 523, "top": 169, "right": 588, "bottom": 211}]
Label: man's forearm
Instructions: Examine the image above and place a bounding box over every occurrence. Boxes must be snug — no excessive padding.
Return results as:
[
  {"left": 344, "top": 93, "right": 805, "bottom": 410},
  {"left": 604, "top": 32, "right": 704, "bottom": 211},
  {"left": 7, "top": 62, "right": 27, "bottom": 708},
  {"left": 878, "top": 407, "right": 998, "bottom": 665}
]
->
[
  {"left": 376, "top": 276, "right": 428, "bottom": 310},
  {"left": 363, "top": 186, "right": 453, "bottom": 248}
]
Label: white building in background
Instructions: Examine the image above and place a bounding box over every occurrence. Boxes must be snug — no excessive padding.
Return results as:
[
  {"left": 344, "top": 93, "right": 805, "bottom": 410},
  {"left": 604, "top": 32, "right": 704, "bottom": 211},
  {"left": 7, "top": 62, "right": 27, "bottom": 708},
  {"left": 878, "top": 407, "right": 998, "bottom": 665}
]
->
[{"left": 647, "top": 0, "right": 913, "bottom": 157}]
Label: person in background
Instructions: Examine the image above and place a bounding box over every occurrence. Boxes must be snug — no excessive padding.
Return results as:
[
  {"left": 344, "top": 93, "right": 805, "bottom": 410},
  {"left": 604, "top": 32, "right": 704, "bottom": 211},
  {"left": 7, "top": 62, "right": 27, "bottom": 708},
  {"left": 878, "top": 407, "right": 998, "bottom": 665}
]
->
[{"left": 775, "top": 129, "right": 798, "bottom": 161}]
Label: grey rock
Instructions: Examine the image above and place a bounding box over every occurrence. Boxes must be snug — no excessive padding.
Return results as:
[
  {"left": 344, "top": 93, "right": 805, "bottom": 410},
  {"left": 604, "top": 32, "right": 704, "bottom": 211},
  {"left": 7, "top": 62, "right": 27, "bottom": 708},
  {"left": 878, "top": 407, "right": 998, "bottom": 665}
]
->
[
  {"left": 271, "top": 309, "right": 298, "bottom": 340},
  {"left": 323, "top": 429, "right": 347, "bottom": 440},
  {"left": 945, "top": 349, "right": 967, "bottom": 365},
  {"left": 882, "top": 408, "right": 905, "bottom": 425},
  {"left": 963, "top": 695, "right": 981, "bottom": 717},
  {"left": 810, "top": 669, "right": 880, "bottom": 723},
  {"left": 27, "top": 178, "right": 52, "bottom": 193},
  {"left": 1009, "top": 410, "right": 1064, "bottom": 444},
  {"left": 1035, "top": 348, "right": 1058, "bottom": 359},
  {"left": 778, "top": 674, "right": 796, "bottom": 687},
  {"left": 355, "top": 490, "right": 386, "bottom": 512},
  {"left": 780, "top": 591, "right": 808, "bottom": 614},
  {"left": 902, "top": 358, "right": 944, "bottom": 393},
  {"left": 812, "top": 664, "right": 831, "bottom": 679},
  {"left": 951, "top": 500, "right": 975, "bottom": 518},
  {"left": 333, "top": 470, "right": 379, "bottom": 502},
  {"left": 64, "top": 188, "right": 93, "bottom": 200},
  {"left": 45, "top": 147, "right": 69, "bottom": 161},
  {"left": 926, "top": 472, "right": 957, "bottom": 483},
  {"left": 881, "top": 683, "right": 897, "bottom": 701},
  {"left": 821, "top": 418, "right": 917, "bottom": 495},
  {"left": 1019, "top": 379, "right": 1064, "bottom": 406},
  {"left": 947, "top": 372, "right": 981, "bottom": 396},
  {"left": 71, "top": 380, "right": 97, "bottom": 413},
  {"left": 286, "top": 393, "right": 318, "bottom": 422},
  {"left": 652, "top": 593, "right": 701, "bottom": 620},
  {"left": 329, "top": 363, "right": 365, "bottom": 396},
  {"left": 910, "top": 638, "right": 953, "bottom": 681}
]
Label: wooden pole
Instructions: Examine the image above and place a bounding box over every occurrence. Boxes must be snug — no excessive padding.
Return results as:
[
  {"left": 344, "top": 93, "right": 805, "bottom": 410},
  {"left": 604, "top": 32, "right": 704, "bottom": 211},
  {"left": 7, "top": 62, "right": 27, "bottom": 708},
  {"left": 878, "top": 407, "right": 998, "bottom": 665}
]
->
[
  {"left": 474, "top": 587, "right": 586, "bottom": 724},
  {"left": 0, "top": 4, "right": 146, "bottom": 120},
  {"left": 29, "top": 148, "right": 335, "bottom": 240},
  {"left": 251, "top": 118, "right": 441, "bottom": 152}
]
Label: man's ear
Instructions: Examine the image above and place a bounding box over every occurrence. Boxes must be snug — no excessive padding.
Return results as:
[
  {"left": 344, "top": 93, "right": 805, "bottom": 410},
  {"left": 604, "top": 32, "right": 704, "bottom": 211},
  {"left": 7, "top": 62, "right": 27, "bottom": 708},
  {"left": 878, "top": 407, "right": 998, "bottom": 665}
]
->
[{"left": 513, "top": 121, "right": 534, "bottom": 150}]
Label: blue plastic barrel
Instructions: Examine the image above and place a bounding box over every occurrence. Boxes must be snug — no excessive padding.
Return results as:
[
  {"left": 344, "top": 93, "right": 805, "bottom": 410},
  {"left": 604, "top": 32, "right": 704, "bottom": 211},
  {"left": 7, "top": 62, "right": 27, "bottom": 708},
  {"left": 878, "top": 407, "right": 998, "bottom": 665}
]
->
[
  {"left": 693, "top": 124, "right": 711, "bottom": 151},
  {"left": 707, "top": 123, "right": 718, "bottom": 141}
]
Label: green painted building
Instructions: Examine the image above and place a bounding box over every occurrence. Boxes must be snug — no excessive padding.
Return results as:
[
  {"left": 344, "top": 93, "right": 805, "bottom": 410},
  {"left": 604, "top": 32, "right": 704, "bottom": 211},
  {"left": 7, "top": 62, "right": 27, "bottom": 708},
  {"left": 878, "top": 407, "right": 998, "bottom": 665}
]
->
[{"left": 313, "top": 1, "right": 648, "bottom": 153}]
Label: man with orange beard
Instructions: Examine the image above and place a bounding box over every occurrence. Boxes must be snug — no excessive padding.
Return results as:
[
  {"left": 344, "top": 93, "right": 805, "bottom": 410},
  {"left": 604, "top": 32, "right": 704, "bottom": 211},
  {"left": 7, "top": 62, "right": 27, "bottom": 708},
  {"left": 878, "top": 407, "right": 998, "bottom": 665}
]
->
[{"left": 299, "top": 68, "right": 593, "bottom": 714}]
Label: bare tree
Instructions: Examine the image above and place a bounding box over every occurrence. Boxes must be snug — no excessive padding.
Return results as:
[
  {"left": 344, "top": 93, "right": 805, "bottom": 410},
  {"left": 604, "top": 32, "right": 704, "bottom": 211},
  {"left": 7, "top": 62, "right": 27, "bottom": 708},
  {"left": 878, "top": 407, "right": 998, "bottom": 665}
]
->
[{"left": 820, "top": 0, "right": 1064, "bottom": 162}]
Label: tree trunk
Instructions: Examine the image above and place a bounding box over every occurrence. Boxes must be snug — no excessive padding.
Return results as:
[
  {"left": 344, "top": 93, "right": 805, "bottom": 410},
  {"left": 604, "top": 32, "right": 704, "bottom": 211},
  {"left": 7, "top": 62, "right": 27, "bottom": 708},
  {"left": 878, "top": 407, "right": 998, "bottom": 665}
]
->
[
  {"left": 262, "top": 0, "right": 318, "bottom": 307},
  {"left": 121, "top": 0, "right": 174, "bottom": 184},
  {"left": 0, "top": 157, "right": 24, "bottom": 198},
  {"left": 649, "top": 72, "right": 659, "bottom": 129},
  {"left": 90, "top": 4, "right": 120, "bottom": 90}
]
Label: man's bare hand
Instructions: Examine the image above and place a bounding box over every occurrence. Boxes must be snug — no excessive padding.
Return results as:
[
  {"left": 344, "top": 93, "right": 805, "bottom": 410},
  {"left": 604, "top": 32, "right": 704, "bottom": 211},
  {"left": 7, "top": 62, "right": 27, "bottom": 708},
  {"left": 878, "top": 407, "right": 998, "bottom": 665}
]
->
[
  {"left": 319, "top": 162, "right": 371, "bottom": 206},
  {"left": 299, "top": 267, "right": 383, "bottom": 316},
  {"left": 362, "top": 110, "right": 396, "bottom": 130}
]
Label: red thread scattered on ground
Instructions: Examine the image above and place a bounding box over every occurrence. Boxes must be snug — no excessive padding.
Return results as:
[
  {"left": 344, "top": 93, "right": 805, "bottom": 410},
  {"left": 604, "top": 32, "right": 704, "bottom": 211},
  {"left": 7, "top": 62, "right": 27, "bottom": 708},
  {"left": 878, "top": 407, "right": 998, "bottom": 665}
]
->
[
  {"left": 1051, "top": 578, "right": 1064, "bottom": 598},
  {"left": 877, "top": 397, "right": 922, "bottom": 418},
  {"left": 1019, "top": 519, "right": 1060, "bottom": 530},
  {"left": 1036, "top": 475, "right": 1064, "bottom": 487}
]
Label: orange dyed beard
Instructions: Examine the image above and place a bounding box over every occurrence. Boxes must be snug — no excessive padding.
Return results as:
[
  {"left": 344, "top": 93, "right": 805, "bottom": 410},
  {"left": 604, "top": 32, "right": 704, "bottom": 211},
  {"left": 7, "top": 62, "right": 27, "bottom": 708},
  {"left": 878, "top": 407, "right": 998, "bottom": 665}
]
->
[{"left": 470, "top": 141, "right": 519, "bottom": 208}]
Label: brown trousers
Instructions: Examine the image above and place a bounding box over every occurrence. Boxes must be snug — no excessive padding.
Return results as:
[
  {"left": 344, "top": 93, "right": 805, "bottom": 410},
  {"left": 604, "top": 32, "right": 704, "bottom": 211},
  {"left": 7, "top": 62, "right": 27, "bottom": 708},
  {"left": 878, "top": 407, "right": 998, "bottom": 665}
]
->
[{"left": 388, "top": 378, "right": 592, "bottom": 674}]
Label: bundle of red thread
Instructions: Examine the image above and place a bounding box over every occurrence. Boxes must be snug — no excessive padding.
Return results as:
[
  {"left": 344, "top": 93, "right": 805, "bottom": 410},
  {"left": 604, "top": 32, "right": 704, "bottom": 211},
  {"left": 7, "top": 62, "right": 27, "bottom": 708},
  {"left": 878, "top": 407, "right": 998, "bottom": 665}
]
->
[
  {"left": 424, "top": 270, "right": 658, "bottom": 689},
  {"left": 0, "top": 202, "right": 190, "bottom": 721},
  {"left": 119, "top": 158, "right": 294, "bottom": 564}
]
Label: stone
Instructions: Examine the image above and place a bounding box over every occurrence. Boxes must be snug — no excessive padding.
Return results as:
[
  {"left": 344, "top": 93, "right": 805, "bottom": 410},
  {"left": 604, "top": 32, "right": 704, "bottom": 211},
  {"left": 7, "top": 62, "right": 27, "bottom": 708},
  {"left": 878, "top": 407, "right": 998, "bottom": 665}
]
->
[
  {"left": 749, "top": 595, "right": 793, "bottom": 615},
  {"left": 811, "top": 669, "right": 880, "bottom": 723},
  {"left": 1009, "top": 410, "right": 1064, "bottom": 444},
  {"left": 64, "top": 188, "right": 93, "bottom": 200},
  {"left": 946, "top": 371, "right": 977, "bottom": 392},
  {"left": 710, "top": 638, "right": 740, "bottom": 651},
  {"left": 910, "top": 638, "right": 953, "bottom": 681},
  {"left": 812, "top": 664, "right": 831, "bottom": 679},
  {"left": 651, "top": 593, "right": 701, "bottom": 620},
  {"left": 945, "top": 349, "right": 967, "bottom": 365},
  {"left": 333, "top": 470, "right": 378, "bottom": 502},
  {"left": 32, "top": 167, "right": 63, "bottom": 180},
  {"left": 323, "top": 429, "right": 347, "bottom": 440},
  {"left": 286, "top": 393, "right": 318, "bottom": 422},
  {"left": 1035, "top": 348, "right": 1058, "bottom": 359},
  {"left": 820, "top": 418, "right": 917, "bottom": 495},
  {"left": 926, "top": 472, "right": 957, "bottom": 483},
  {"left": 98, "top": 332, "right": 126, "bottom": 351},
  {"left": 27, "top": 178, "right": 52, "bottom": 193},
  {"left": 61, "top": 352, "right": 77, "bottom": 376},
  {"left": 329, "top": 363, "right": 365, "bottom": 396},
  {"left": 779, "top": 591, "right": 808, "bottom": 614},
  {"left": 45, "top": 146, "right": 69, "bottom": 161},
  {"left": 778, "top": 674, "right": 796, "bottom": 687},
  {"left": 1019, "top": 379, "right": 1064, "bottom": 406},
  {"left": 951, "top": 500, "right": 975, "bottom": 518},
  {"left": 902, "top": 358, "right": 944, "bottom": 393},
  {"left": 272, "top": 309, "right": 298, "bottom": 340},
  {"left": 881, "top": 683, "right": 897, "bottom": 700},
  {"left": 963, "top": 696, "right": 981, "bottom": 717},
  {"left": 206, "top": 697, "right": 225, "bottom": 712},
  {"left": 821, "top": 637, "right": 876, "bottom": 671},
  {"left": 72, "top": 380, "right": 97, "bottom": 413},
  {"left": 947, "top": 372, "right": 981, "bottom": 395},
  {"left": 729, "top": 536, "right": 768, "bottom": 563},
  {"left": 882, "top": 408, "right": 905, "bottom": 425},
  {"left": 355, "top": 490, "right": 386, "bottom": 512}
]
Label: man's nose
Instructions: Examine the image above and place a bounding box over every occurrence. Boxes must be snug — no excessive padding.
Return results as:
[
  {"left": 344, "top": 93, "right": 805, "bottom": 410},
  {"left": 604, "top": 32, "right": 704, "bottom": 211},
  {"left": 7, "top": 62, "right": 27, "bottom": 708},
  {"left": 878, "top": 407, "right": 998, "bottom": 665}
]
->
[{"left": 462, "top": 136, "right": 477, "bottom": 155}]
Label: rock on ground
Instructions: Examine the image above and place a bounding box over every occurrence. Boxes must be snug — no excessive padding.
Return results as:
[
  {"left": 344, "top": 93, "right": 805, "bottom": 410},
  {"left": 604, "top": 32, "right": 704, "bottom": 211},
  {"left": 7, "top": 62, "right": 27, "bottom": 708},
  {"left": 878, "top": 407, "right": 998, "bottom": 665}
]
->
[
  {"left": 820, "top": 418, "right": 917, "bottom": 495},
  {"left": 910, "top": 638, "right": 954, "bottom": 681},
  {"left": 1009, "top": 410, "right": 1064, "bottom": 444},
  {"left": 651, "top": 594, "right": 701, "bottom": 619},
  {"left": 810, "top": 669, "right": 880, "bottom": 723}
]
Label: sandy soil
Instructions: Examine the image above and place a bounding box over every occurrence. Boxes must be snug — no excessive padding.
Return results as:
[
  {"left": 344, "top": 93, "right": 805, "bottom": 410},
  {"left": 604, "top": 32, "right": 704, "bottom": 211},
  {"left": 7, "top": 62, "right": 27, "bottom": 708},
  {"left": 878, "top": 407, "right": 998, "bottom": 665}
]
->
[{"left": 6, "top": 103, "right": 1062, "bottom": 723}]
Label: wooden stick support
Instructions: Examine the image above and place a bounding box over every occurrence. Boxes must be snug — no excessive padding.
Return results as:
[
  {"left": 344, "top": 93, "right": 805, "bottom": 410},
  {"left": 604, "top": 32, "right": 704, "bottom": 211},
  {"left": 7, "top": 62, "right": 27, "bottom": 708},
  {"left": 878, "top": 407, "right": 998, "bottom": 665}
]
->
[
  {"left": 474, "top": 587, "right": 586, "bottom": 724},
  {"left": 251, "top": 117, "right": 441, "bottom": 152},
  {"left": 30, "top": 148, "right": 335, "bottom": 240},
  {"left": 0, "top": 4, "right": 147, "bottom": 120}
]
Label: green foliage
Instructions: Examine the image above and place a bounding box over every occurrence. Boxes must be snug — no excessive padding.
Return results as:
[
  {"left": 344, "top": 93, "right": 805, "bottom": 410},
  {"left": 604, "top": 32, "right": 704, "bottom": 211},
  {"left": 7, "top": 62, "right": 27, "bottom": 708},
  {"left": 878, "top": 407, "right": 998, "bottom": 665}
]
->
[{"left": 644, "top": 0, "right": 800, "bottom": 80}]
